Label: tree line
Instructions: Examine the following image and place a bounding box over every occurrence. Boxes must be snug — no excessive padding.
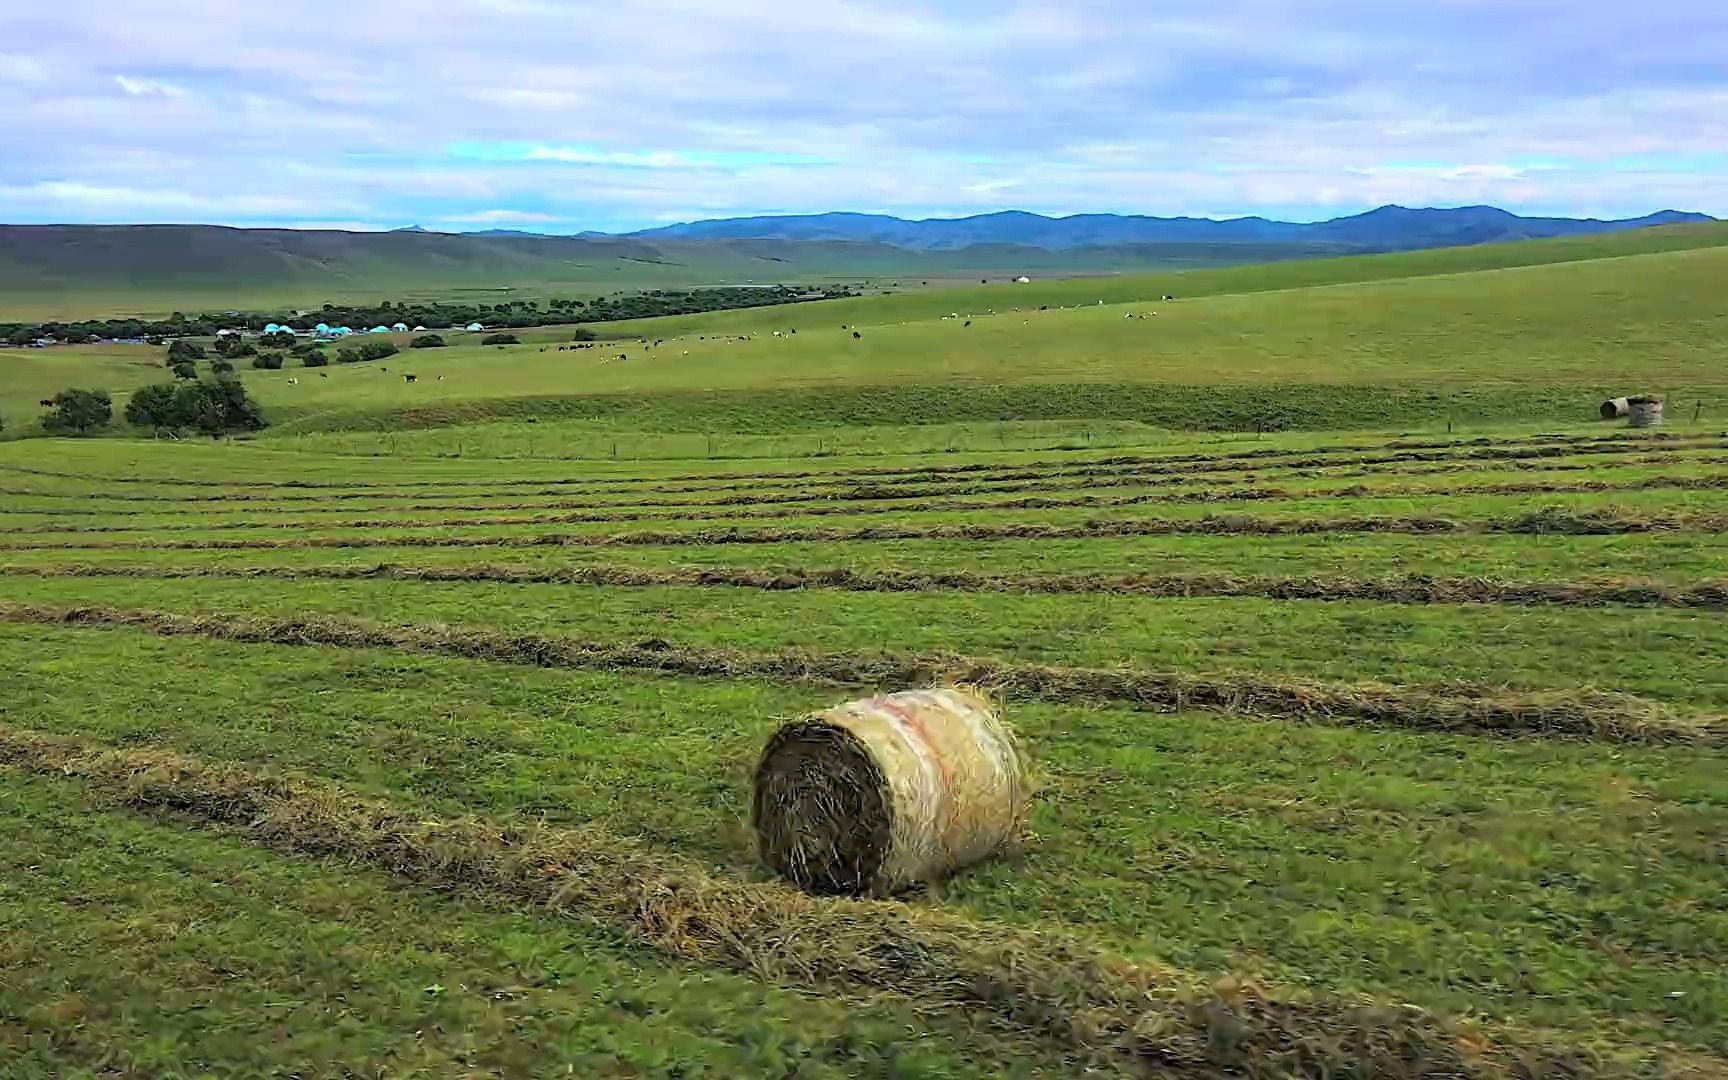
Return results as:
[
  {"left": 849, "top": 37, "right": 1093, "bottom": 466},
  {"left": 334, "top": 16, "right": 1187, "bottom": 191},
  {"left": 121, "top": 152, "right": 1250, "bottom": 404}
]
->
[{"left": 1, "top": 285, "right": 859, "bottom": 344}]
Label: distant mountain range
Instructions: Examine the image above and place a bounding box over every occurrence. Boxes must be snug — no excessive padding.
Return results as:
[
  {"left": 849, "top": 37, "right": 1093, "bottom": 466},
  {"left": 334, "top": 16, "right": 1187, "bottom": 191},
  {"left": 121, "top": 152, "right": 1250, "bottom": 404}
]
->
[{"left": 618, "top": 206, "right": 1713, "bottom": 252}]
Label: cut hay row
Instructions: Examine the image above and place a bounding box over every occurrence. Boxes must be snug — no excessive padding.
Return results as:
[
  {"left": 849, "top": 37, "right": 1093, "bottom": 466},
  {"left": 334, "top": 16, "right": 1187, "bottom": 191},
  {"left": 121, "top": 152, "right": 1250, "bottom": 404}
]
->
[
  {"left": 3, "top": 430, "right": 1717, "bottom": 500},
  {"left": 3, "top": 428, "right": 1712, "bottom": 492},
  {"left": 8, "top": 448, "right": 1726, "bottom": 519},
  {"left": 10, "top": 561, "right": 1725, "bottom": 611},
  {"left": 8, "top": 438, "right": 1727, "bottom": 513},
  {"left": 8, "top": 471, "right": 1728, "bottom": 537},
  {"left": 0, "top": 725, "right": 1611, "bottom": 1079},
  {"left": 2, "top": 508, "right": 1724, "bottom": 553},
  {"left": 1, "top": 604, "right": 1717, "bottom": 744}
]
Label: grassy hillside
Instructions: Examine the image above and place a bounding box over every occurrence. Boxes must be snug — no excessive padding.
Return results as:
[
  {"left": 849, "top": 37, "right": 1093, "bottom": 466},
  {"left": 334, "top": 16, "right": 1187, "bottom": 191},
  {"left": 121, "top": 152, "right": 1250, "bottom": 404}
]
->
[
  {"left": 0, "top": 226, "right": 1347, "bottom": 321},
  {"left": 5, "top": 223, "right": 1726, "bottom": 440}
]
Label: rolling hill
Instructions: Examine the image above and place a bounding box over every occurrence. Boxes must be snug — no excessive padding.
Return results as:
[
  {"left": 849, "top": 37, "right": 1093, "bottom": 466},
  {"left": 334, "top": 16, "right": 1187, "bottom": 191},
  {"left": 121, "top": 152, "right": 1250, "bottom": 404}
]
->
[
  {"left": 0, "top": 225, "right": 1339, "bottom": 320},
  {"left": 0, "top": 204, "right": 1714, "bottom": 321}
]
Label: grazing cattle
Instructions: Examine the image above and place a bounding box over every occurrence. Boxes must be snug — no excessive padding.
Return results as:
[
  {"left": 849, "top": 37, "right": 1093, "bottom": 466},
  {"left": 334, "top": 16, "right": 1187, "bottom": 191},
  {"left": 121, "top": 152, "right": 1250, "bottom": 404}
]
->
[
  {"left": 404, "top": 374, "right": 417, "bottom": 383},
  {"left": 318, "top": 372, "right": 328, "bottom": 378},
  {"left": 37, "top": 398, "right": 54, "bottom": 407},
  {"left": 437, "top": 375, "right": 444, "bottom": 381},
  {"left": 1163, "top": 294, "right": 1174, "bottom": 301},
  {"left": 287, "top": 377, "right": 298, "bottom": 385},
  {"left": 618, "top": 353, "right": 628, "bottom": 361},
  {"left": 964, "top": 320, "right": 971, "bottom": 327},
  {"left": 852, "top": 331, "right": 862, "bottom": 340}
]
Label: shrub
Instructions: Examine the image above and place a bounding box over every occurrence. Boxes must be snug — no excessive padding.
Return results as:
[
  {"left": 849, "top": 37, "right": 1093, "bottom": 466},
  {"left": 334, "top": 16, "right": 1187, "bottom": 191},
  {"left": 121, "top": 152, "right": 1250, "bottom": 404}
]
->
[
  {"left": 211, "top": 358, "right": 235, "bottom": 375},
  {"left": 170, "top": 361, "right": 198, "bottom": 380},
  {"left": 338, "top": 340, "right": 400, "bottom": 364},
  {"left": 301, "top": 350, "right": 329, "bottom": 368},
  {"left": 261, "top": 330, "right": 296, "bottom": 348},
  {"left": 570, "top": 327, "right": 597, "bottom": 342},
  {"left": 124, "top": 383, "right": 185, "bottom": 432},
  {"left": 481, "top": 333, "right": 519, "bottom": 345},
  {"left": 251, "top": 353, "right": 285, "bottom": 370},
  {"left": 410, "top": 333, "right": 447, "bottom": 349},
  {"left": 41, "top": 388, "right": 113, "bottom": 435}
]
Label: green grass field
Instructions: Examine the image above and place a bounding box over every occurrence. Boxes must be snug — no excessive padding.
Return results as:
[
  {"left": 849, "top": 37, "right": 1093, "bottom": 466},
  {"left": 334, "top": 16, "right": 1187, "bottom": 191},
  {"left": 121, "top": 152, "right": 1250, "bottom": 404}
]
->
[
  {"left": 4, "top": 230, "right": 1728, "bottom": 1075},
  {"left": 1, "top": 421, "right": 1727, "bottom": 1076}
]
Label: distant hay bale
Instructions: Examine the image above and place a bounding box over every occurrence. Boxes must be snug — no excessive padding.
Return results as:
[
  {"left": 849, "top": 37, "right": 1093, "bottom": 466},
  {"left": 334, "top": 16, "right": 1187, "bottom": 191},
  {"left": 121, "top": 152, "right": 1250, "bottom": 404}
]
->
[
  {"left": 1629, "top": 395, "right": 1665, "bottom": 428},
  {"left": 1600, "top": 396, "right": 1631, "bottom": 420},
  {"left": 753, "top": 687, "right": 1026, "bottom": 896}
]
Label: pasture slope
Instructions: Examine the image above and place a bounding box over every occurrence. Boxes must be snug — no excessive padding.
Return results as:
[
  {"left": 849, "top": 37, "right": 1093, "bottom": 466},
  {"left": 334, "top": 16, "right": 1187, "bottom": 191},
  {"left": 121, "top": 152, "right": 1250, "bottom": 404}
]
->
[
  {"left": 5, "top": 220, "right": 1728, "bottom": 440},
  {"left": 2, "top": 420, "right": 1728, "bottom": 1077}
]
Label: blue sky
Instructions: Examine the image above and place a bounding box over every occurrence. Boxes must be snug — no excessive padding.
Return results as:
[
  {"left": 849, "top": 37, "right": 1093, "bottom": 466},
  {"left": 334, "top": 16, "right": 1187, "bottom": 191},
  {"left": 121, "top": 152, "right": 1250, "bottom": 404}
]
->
[{"left": 1, "top": 0, "right": 1724, "bottom": 233}]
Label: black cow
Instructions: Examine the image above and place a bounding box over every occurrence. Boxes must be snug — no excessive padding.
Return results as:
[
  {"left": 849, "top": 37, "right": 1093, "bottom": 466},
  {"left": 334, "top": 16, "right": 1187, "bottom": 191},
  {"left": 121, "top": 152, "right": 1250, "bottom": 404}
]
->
[
  {"left": 404, "top": 374, "right": 417, "bottom": 383},
  {"left": 852, "top": 331, "right": 862, "bottom": 340}
]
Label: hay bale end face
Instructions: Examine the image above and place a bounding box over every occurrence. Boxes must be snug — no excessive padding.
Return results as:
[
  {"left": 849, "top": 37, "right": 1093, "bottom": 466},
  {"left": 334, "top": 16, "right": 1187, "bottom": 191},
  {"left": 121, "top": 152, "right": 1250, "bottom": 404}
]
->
[
  {"left": 1600, "top": 396, "right": 1631, "bottom": 420},
  {"left": 753, "top": 688, "right": 1025, "bottom": 896}
]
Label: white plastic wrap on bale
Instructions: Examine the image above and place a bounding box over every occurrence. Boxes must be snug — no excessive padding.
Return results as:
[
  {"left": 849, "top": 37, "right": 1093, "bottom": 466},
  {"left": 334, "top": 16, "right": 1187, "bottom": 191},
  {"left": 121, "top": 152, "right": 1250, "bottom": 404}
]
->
[
  {"left": 753, "top": 688, "right": 1026, "bottom": 896},
  {"left": 1601, "top": 397, "right": 1631, "bottom": 420}
]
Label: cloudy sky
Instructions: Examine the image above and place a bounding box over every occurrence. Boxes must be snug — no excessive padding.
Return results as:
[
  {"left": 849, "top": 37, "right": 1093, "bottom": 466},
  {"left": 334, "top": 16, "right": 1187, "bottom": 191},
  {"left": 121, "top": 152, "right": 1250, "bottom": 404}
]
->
[{"left": 1, "top": 0, "right": 1724, "bottom": 233}]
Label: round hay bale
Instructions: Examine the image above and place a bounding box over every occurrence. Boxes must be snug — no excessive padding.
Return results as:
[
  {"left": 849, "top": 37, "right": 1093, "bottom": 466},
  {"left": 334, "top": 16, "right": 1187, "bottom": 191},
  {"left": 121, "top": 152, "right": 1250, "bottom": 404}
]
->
[
  {"left": 1600, "top": 396, "right": 1630, "bottom": 420},
  {"left": 753, "top": 688, "right": 1025, "bottom": 896},
  {"left": 1629, "top": 396, "right": 1665, "bottom": 428}
]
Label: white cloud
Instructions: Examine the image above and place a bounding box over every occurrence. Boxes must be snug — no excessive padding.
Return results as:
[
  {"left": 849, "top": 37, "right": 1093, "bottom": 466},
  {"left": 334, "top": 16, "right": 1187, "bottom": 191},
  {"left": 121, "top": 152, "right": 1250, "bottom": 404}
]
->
[
  {"left": 0, "top": 0, "right": 1721, "bottom": 228},
  {"left": 114, "top": 75, "right": 189, "bottom": 98},
  {"left": 440, "top": 208, "right": 564, "bottom": 223}
]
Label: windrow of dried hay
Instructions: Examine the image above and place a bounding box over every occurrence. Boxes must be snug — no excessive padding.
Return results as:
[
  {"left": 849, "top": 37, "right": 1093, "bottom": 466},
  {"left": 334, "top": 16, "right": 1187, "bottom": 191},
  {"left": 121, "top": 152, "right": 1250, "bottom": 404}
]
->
[
  {"left": 6, "top": 508, "right": 1728, "bottom": 553},
  {"left": 0, "top": 427, "right": 1712, "bottom": 493},
  {"left": 754, "top": 688, "right": 1026, "bottom": 895},
  {"left": 8, "top": 561, "right": 1728, "bottom": 610},
  {"left": 0, "top": 722, "right": 1648, "bottom": 1078},
  {"left": 12, "top": 470, "right": 1728, "bottom": 535},
  {"left": 1, "top": 604, "right": 1721, "bottom": 745}
]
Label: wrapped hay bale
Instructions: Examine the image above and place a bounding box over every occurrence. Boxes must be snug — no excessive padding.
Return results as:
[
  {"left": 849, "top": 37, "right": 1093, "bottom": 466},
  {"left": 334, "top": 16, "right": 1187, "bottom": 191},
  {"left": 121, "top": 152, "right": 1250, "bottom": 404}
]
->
[
  {"left": 753, "top": 687, "right": 1025, "bottom": 896},
  {"left": 1600, "top": 396, "right": 1631, "bottom": 420}
]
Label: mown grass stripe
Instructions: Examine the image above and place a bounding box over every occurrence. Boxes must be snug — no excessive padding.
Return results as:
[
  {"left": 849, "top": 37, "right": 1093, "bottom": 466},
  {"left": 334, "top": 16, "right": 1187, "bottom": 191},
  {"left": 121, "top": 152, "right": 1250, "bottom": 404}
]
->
[
  {"left": 4, "top": 431, "right": 1719, "bottom": 497},
  {"left": 0, "top": 604, "right": 1716, "bottom": 743},
  {"left": 8, "top": 561, "right": 1725, "bottom": 610},
  {"left": 0, "top": 722, "right": 1612, "bottom": 1078},
  {"left": 9, "top": 449, "right": 1728, "bottom": 517},
  {"left": 2, "top": 509, "right": 1724, "bottom": 552},
  {"left": 8, "top": 472, "right": 1728, "bottom": 536},
  {"left": 9, "top": 439, "right": 1727, "bottom": 516}
]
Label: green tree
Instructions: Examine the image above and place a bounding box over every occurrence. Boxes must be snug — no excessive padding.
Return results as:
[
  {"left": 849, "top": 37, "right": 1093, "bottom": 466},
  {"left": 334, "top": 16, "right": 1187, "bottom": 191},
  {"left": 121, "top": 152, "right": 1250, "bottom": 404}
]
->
[
  {"left": 301, "top": 350, "right": 329, "bottom": 368},
  {"left": 176, "top": 379, "right": 267, "bottom": 437},
  {"left": 410, "top": 333, "right": 446, "bottom": 348},
  {"left": 166, "top": 340, "right": 206, "bottom": 364},
  {"left": 210, "top": 358, "right": 236, "bottom": 375},
  {"left": 124, "top": 383, "right": 186, "bottom": 433},
  {"left": 481, "top": 333, "right": 519, "bottom": 345},
  {"left": 170, "top": 361, "right": 198, "bottom": 380},
  {"left": 251, "top": 353, "right": 284, "bottom": 370},
  {"left": 41, "top": 389, "right": 113, "bottom": 435}
]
